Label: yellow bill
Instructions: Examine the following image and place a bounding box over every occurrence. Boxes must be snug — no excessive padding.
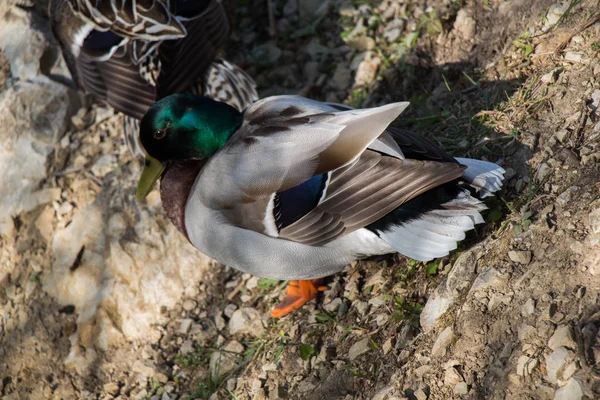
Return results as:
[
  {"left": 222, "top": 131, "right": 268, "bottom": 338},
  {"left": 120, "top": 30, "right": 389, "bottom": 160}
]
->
[{"left": 136, "top": 155, "right": 165, "bottom": 200}]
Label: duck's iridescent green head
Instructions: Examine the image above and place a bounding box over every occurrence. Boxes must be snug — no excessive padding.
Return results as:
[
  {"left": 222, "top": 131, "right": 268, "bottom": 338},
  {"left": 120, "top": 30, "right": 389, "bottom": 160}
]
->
[
  {"left": 140, "top": 94, "right": 243, "bottom": 161},
  {"left": 136, "top": 94, "right": 243, "bottom": 200}
]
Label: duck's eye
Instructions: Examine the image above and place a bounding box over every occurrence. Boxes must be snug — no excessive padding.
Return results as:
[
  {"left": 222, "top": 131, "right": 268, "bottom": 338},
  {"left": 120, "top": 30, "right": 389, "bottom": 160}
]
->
[{"left": 154, "top": 129, "right": 167, "bottom": 140}]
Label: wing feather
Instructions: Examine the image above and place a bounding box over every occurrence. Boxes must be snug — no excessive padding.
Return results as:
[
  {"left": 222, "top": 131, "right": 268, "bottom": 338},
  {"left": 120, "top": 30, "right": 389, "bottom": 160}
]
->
[
  {"left": 76, "top": 49, "right": 156, "bottom": 119},
  {"left": 323, "top": 101, "right": 454, "bottom": 162},
  {"left": 203, "top": 97, "right": 409, "bottom": 202},
  {"left": 275, "top": 208, "right": 327, "bottom": 236},
  {"left": 203, "top": 59, "right": 258, "bottom": 112},
  {"left": 385, "top": 125, "right": 457, "bottom": 163},
  {"left": 156, "top": 0, "right": 231, "bottom": 97},
  {"left": 68, "top": 0, "right": 186, "bottom": 40},
  {"left": 196, "top": 97, "right": 410, "bottom": 236},
  {"left": 279, "top": 151, "right": 466, "bottom": 246}
]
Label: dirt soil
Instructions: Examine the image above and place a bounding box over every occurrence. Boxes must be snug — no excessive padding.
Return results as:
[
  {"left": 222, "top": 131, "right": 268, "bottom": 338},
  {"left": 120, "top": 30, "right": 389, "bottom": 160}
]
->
[{"left": 1, "top": 0, "right": 600, "bottom": 399}]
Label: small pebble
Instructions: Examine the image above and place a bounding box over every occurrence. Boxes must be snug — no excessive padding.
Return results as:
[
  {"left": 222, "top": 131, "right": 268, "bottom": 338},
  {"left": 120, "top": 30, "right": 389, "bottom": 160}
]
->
[
  {"left": 548, "top": 325, "right": 576, "bottom": 350},
  {"left": 431, "top": 327, "right": 454, "bottom": 357},
  {"left": 224, "top": 304, "right": 237, "bottom": 319},
  {"left": 182, "top": 299, "right": 197, "bottom": 312},
  {"left": 516, "top": 355, "right": 538, "bottom": 376},
  {"left": 348, "top": 337, "right": 371, "bottom": 360},
  {"left": 508, "top": 250, "right": 532, "bottom": 265},
  {"left": 521, "top": 299, "right": 535, "bottom": 316},
  {"left": 323, "top": 297, "right": 342, "bottom": 313},
  {"left": 178, "top": 319, "right": 193, "bottom": 334},
  {"left": 564, "top": 52, "right": 585, "bottom": 63},
  {"left": 554, "top": 378, "right": 584, "bottom": 400},
  {"left": 454, "top": 381, "right": 469, "bottom": 395}
]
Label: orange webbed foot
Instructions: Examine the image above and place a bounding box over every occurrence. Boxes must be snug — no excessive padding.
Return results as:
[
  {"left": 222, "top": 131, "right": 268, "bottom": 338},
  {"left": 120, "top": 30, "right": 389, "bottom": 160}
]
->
[{"left": 271, "top": 279, "right": 327, "bottom": 318}]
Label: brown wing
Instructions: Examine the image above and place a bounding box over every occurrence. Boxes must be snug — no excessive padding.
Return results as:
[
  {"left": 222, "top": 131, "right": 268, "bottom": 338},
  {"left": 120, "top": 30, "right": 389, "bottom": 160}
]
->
[
  {"left": 75, "top": 47, "right": 156, "bottom": 120},
  {"left": 50, "top": 0, "right": 156, "bottom": 119},
  {"left": 68, "top": 0, "right": 186, "bottom": 40},
  {"left": 279, "top": 150, "right": 466, "bottom": 246},
  {"left": 156, "top": 0, "right": 232, "bottom": 97},
  {"left": 202, "top": 59, "right": 258, "bottom": 112}
]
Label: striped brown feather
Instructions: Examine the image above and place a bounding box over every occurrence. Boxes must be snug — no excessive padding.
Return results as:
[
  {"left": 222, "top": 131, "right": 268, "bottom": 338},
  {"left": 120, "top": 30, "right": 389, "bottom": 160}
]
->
[
  {"left": 203, "top": 59, "right": 258, "bottom": 112},
  {"left": 68, "top": 0, "right": 186, "bottom": 40},
  {"left": 156, "top": 0, "right": 231, "bottom": 97},
  {"left": 76, "top": 48, "right": 156, "bottom": 119}
]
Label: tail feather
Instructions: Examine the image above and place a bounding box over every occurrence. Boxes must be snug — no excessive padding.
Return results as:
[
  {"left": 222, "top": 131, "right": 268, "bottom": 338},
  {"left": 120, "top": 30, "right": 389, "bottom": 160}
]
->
[
  {"left": 378, "top": 206, "right": 483, "bottom": 261},
  {"left": 456, "top": 157, "right": 505, "bottom": 197},
  {"left": 377, "top": 166, "right": 501, "bottom": 261},
  {"left": 408, "top": 218, "right": 470, "bottom": 237},
  {"left": 431, "top": 209, "right": 485, "bottom": 225},
  {"left": 381, "top": 218, "right": 463, "bottom": 260}
]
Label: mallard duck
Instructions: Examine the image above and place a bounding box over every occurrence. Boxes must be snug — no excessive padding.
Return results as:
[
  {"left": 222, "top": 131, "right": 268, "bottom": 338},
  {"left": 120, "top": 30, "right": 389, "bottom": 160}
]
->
[
  {"left": 49, "top": 0, "right": 258, "bottom": 157},
  {"left": 135, "top": 94, "right": 505, "bottom": 318}
]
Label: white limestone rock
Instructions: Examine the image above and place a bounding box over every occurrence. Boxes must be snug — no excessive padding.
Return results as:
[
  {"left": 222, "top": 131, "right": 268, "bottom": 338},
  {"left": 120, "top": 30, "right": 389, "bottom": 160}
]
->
[
  {"left": 45, "top": 163, "right": 213, "bottom": 350},
  {"left": 421, "top": 250, "right": 477, "bottom": 332}
]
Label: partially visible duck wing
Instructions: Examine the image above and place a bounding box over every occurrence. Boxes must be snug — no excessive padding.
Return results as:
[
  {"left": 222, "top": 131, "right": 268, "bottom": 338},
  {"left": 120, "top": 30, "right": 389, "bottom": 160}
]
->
[
  {"left": 156, "top": 0, "right": 231, "bottom": 97},
  {"left": 203, "top": 96, "right": 409, "bottom": 205},
  {"left": 50, "top": 0, "right": 156, "bottom": 119},
  {"left": 278, "top": 150, "right": 465, "bottom": 246},
  {"left": 385, "top": 126, "right": 457, "bottom": 163},
  {"left": 324, "top": 102, "right": 457, "bottom": 163},
  {"left": 74, "top": 46, "right": 156, "bottom": 119},
  {"left": 67, "top": 0, "right": 186, "bottom": 40},
  {"left": 203, "top": 58, "right": 259, "bottom": 112}
]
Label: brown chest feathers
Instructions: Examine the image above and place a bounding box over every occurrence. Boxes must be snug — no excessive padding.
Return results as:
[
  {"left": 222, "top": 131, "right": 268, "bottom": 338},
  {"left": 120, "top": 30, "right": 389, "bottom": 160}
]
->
[{"left": 160, "top": 160, "right": 206, "bottom": 241}]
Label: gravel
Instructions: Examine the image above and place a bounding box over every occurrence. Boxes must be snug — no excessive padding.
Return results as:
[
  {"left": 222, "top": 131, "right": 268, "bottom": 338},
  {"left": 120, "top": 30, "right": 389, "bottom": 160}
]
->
[
  {"left": 3, "top": 1, "right": 600, "bottom": 399},
  {"left": 228, "top": 307, "right": 266, "bottom": 337},
  {"left": 554, "top": 378, "right": 584, "bottom": 400},
  {"left": 431, "top": 326, "right": 454, "bottom": 358},
  {"left": 348, "top": 337, "right": 371, "bottom": 360},
  {"left": 548, "top": 325, "right": 577, "bottom": 351},
  {"left": 508, "top": 250, "right": 533, "bottom": 265}
]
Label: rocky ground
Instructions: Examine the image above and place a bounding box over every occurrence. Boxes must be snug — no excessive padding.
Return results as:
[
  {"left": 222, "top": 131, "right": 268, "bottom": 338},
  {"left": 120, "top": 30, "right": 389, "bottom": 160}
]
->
[{"left": 1, "top": 0, "right": 600, "bottom": 399}]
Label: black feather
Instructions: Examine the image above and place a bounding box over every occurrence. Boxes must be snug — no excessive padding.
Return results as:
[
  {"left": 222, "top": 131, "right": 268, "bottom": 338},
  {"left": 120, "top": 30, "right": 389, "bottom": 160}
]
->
[
  {"left": 366, "top": 181, "right": 465, "bottom": 233},
  {"left": 83, "top": 30, "right": 123, "bottom": 51}
]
